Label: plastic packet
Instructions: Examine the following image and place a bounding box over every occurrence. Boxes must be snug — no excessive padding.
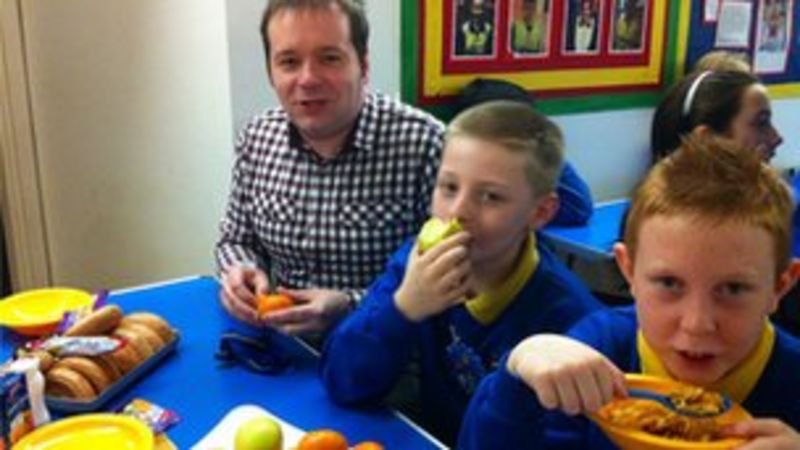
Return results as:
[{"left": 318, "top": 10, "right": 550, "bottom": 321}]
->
[
  {"left": 119, "top": 398, "right": 179, "bottom": 434},
  {"left": 1, "top": 357, "right": 50, "bottom": 448},
  {"left": 56, "top": 289, "right": 109, "bottom": 335},
  {"left": 29, "top": 336, "right": 122, "bottom": 357}
]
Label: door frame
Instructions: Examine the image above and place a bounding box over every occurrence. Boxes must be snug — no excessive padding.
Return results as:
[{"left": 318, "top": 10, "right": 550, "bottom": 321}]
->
[{"left": 0, "top": 0, "right": 51, "bottom": 290}]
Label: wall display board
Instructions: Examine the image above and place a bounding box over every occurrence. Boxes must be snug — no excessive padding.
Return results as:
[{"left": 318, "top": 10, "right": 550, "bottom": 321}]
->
[
  {"left": 402, "top": 0, "right": 684, "bottom": 116},
  {"left": 684, "top": 0, "right": 800, "bottom": 98}
]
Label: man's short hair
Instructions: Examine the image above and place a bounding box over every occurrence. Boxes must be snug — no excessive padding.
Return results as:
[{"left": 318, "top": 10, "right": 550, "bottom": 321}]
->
[
  {"left": 625, "top": 133, "right": 794, "bottom": 273},
  {"left": 260, "top": 0, "right": 369, "bottom": 71},
  {"left": 447, "top": 100, "right": 564, "bottom": 196}
]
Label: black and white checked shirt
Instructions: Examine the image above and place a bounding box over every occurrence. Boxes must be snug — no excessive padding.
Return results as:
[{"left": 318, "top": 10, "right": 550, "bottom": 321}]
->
[{"left": 215, "top": 92, "right": 445, "bottom": 302}]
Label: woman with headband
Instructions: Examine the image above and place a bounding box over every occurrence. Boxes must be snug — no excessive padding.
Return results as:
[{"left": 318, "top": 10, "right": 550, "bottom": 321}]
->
[{"left": 650, "top": 70, "right": 783, "bottom": 165}]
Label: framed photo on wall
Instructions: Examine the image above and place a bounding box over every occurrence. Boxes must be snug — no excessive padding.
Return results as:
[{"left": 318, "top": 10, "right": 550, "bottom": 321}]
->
[{"left": 509, "top": 0, "right": 552, "bottom": 57}]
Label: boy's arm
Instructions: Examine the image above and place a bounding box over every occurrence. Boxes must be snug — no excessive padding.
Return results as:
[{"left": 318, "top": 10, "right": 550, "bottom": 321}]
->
[
  {"left": 507, "top": 334, "right": 626, "bottom": 416},
  {"left": 458, "top": 311, "right": 631, "bottom": 448},
  {"left": 551, "top": 161, "right": 594, "bottom": 226},
  {"left": 319, "top": 241, "right": 420, "bottom": 406},
  {"left": 458, "top": 335, "right": 625, "bottom": 449},
  {"left": 457, "top": 363, "right": 550, "bottom": 449}
]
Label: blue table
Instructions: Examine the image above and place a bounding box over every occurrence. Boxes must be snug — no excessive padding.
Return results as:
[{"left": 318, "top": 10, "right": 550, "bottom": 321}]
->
[
  {"left": 541, "top": 199, "right": 629, "bottom": 262},
  {"left": 2, "top": 276, "right": 445, "bottom": 449}
]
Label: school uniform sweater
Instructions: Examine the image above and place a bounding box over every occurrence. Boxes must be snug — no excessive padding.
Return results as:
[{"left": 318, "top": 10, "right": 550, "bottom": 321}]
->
[
  {"left": 457, "top": 306, "right": 800, "bottom": 449},
  {"left": 320, "top": 237, "right": 601, "bottom": 443}
]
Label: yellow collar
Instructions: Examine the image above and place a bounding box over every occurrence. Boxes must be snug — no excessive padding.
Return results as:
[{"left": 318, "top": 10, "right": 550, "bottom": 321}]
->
[
  {"left": 464, "top": 234, "right": 540, "bottom": 325},
  {"left": 637, "top": 321, "right": 775, "bottom": 403}
]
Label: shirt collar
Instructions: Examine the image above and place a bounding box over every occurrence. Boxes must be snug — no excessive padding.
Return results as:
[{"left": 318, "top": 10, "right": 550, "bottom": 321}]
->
[
  {"left": 637, "top": 321, "right": 775, "bottom": 403},
  {"left": 350, "top": 92, "right": 378, "bottom": 152},
  {"left": 464, "top": 233, "right": 540, "bottom": 325}
]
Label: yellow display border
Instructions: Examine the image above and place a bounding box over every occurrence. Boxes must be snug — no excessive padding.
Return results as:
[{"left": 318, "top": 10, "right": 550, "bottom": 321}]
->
[{"left": 422, "top": 0, "right": 669, "bottom": 98}]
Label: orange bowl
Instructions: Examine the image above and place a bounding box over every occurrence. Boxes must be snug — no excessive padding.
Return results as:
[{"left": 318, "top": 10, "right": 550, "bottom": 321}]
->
[{"left": 590, "top": 374, "right": 751, "bottom": 450}]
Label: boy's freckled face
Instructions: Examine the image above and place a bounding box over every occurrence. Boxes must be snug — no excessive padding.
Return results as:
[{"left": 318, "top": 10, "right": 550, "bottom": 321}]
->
[
  {"left": 626, "top": 215, "right": 782, "bottom": 386},
  {"left": 432, "top": 135, "right": 540, "bottom": 268}
]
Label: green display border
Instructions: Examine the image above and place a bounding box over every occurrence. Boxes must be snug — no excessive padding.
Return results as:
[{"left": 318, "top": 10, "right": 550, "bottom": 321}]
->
[{"left": 401, "top": 1, "right": 684, "bottom": 120}]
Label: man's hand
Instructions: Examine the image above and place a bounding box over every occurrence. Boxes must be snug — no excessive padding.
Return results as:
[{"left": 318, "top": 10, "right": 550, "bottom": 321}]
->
[
  {"left": 394, "top": 232, "right": 473, "bottom": 322},
  {"left": 260, "top": 288, "right": 351, "bottom": 336},
  {"left": 507, "top": 334, "right": 626, "bottom": 416},
  {"left": 219, "top": 266, "right": 271, "bottom": 327},
  {"left": 723, "top": 419, "right": 800, "bottom": 449}
]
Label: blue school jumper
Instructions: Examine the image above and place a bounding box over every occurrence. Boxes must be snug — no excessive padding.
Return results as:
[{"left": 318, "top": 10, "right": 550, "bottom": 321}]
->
[
  {"left": 458, "top": 306, "right": 800, "bottom": 449},
  {"left": 320, "top": 237, "right": 602, "bottom": 443}
]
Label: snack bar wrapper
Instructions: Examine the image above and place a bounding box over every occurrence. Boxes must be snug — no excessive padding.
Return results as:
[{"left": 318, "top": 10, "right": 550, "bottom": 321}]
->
[{"left": 1, "top": 358, "right": 50, "bottom": 449}]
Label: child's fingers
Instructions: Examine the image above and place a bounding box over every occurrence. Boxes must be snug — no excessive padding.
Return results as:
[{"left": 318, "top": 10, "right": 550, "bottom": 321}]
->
[
  {"left": 722, "top": 418, "right": 800, "bottom": 450},
  {"left": 529, "top": 372, "right": 560, "bottom": 410},
  {"left": 723, "top": 418, "right": 794, "bottom": 439},
  {"left": 431, "top": 239, "right": 470, "bottom": 265},
  {"left": 555, "top": 376, "right": 582, "bottom": 416},
  {"left": 608, "top": 363, "right": 628, "bottom": 399},
  {"left": 427, "top": 245, "right": 470, "bottom": 280},
  {"left": 591, "top": 363, "right": 621, "bottom": 408},
  {"left": 437, "top": 257, "right": 472, "bottom": 290},
  {"left": 574, "top": 367, "right": 606, "bottom": 413}
]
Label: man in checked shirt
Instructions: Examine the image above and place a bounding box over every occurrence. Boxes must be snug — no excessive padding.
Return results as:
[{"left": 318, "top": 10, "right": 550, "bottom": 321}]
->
[{"left": 215, "top": 0, "right": 445, "bottom": 336}]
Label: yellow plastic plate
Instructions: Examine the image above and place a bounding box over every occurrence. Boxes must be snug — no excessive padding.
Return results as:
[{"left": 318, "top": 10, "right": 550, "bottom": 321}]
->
[
  {"left": 13, "top": 414, "right": 153, "bottom": 450},
  {"left": 591, "top": 374, "right": 751, "bottom": 450},
  {"left": 0, "top": 288, "right": 93, "bottom": 336}
]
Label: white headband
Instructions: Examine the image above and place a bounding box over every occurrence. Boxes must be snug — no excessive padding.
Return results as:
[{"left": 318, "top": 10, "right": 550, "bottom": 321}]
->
[{"left": 682, "top": 70, "right": 712, "bottom": 118}]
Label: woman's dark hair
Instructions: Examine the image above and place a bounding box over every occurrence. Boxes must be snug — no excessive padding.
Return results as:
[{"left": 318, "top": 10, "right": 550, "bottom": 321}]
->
[{"left": 650, "top": 70, "right": 759, "bottom": 165}]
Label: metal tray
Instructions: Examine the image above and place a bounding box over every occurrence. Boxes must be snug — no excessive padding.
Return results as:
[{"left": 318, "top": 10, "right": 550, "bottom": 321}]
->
[{"left": 45, "top": 334, "right": 179, "bottom": 413}]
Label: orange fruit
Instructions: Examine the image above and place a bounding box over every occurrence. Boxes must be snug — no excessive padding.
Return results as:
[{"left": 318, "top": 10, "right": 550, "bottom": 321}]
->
[
  {"left": 353, "top": 441, "right": 384, "bottom": 450},
  {"left": 256, "top": 293, "right": 294, "bottom": 317},
  {"left": 296, "top": 429, "right": 348, "bottom": 450}
]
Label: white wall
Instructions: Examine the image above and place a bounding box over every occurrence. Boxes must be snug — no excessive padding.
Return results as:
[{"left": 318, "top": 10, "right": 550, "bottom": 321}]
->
[
  {"left": 559, "top": 99, "right": 800, "bottom": 200},
  {"left": 23, "top": 0, "right": 234, "bottom": 290},
  {"left": 553, "top": 108, "right": 653, "bottom": 200}
]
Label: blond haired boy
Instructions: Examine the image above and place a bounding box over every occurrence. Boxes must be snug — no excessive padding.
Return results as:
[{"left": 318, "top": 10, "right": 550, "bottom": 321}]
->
[
  {"left": 459, "top": 134, "right": 800, "bottom": 449},
  {"left": 320, "top": 101, "right": 601, "bottom": 444}
]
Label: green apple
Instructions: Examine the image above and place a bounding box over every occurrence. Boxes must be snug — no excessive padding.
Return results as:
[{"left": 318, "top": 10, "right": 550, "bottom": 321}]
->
[
  {"left": 418, "top": 217, "right": 463, "bottom": 253},
  {"left": 234, "top": 416, "right": 283, "bottom": 450}
]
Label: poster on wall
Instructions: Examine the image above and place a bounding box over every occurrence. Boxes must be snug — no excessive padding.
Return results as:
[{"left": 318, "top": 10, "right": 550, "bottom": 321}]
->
[
  {"left": 684, "top": 0, "right": 800, "bottom": 96},
  {"left": 714, "top": 0, "right": 753, "bottom": 47},
  {"left": 401, "top": 0, "right": 679, "bottom": 115},
  {"left": 753, "top": 0, "right": 793, "bottom": 74}
]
